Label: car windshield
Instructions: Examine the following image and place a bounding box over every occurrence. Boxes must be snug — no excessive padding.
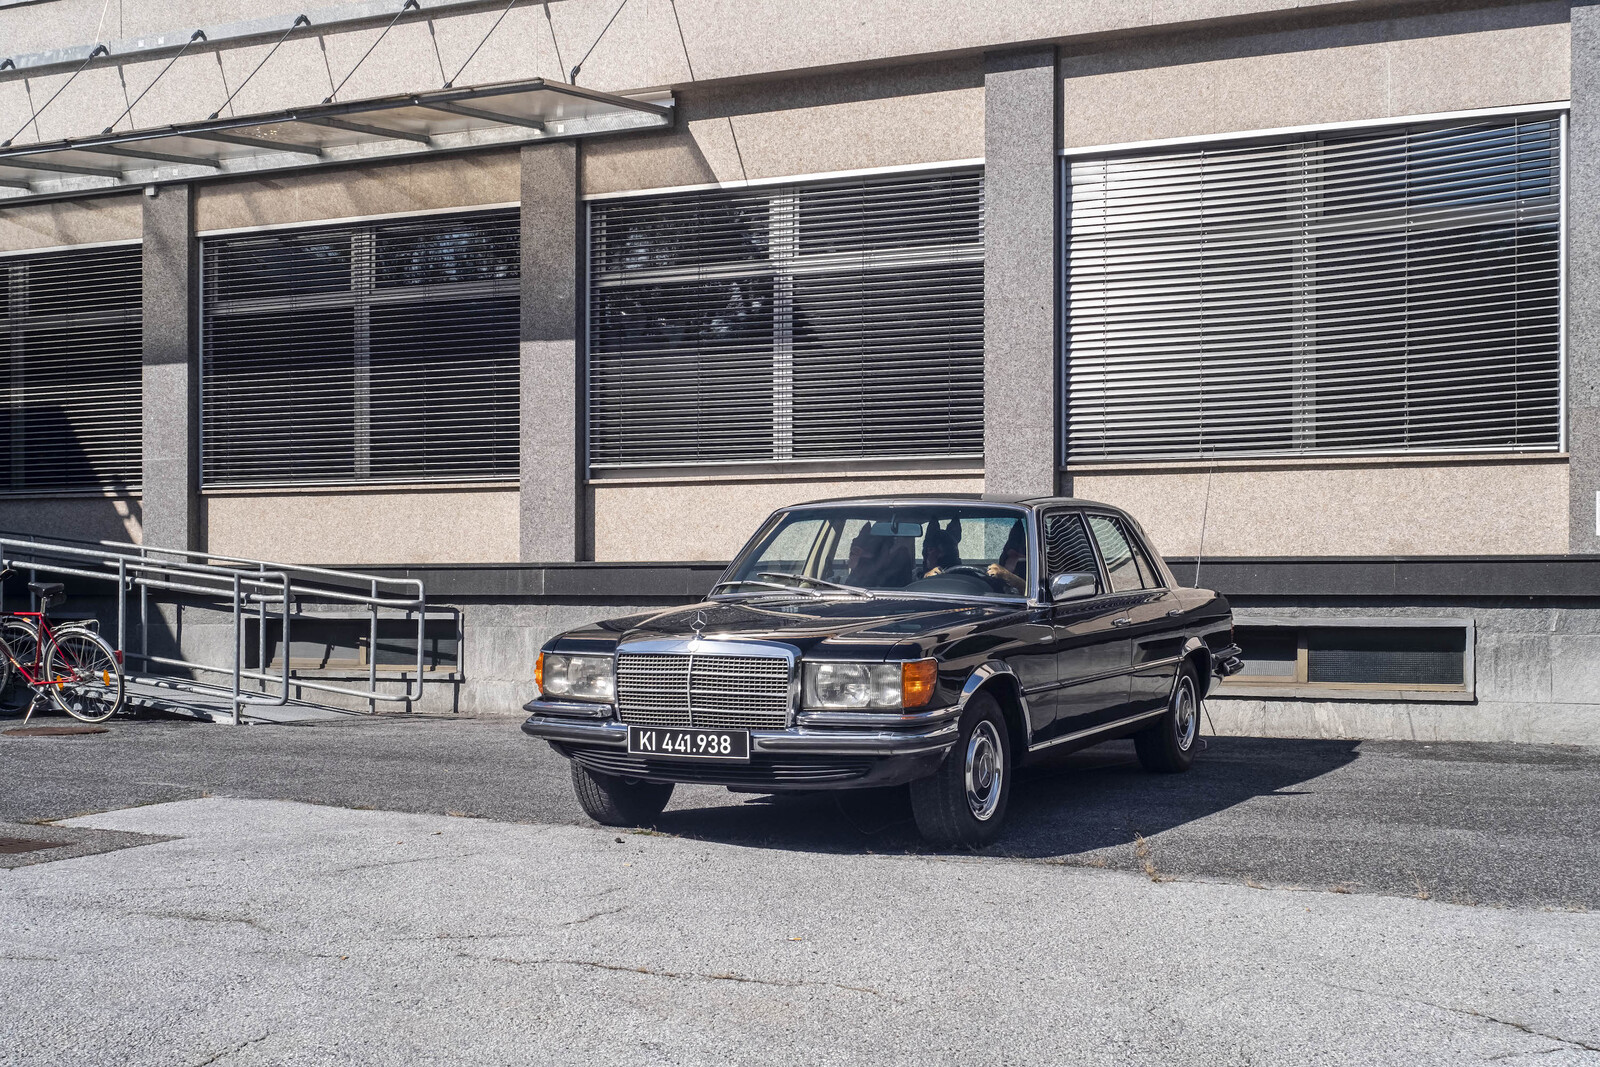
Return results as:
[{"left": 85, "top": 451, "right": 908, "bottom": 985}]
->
[{"left": 721, "top": 505, "right": 1031, "bottom": 600}]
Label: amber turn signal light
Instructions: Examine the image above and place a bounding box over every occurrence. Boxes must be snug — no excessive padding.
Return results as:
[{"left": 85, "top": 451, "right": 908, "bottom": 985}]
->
[
  {"left": 901, "top": 658, "right": 938, "bottom": 708},
  {"left": 534, "top": 651, "right": 545, "bottom": 694}
]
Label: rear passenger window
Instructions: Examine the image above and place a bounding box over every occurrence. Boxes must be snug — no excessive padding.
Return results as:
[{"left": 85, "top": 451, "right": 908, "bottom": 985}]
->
[
  {"left": 1043, "top": 513, "right": 1101, "bottom": 594},
  {"left": 1088, "top": 515, "right": 1150, "bottom": 593}
]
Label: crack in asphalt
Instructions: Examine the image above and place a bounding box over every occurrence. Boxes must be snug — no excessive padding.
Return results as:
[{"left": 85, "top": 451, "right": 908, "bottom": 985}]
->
[
  {"left": 327, "top": 851, "right": 482, "bottom": 875},
  {"left": 132, "top": 910, "right": 273, "bottom": 934},
  {"left": 466, "top": 954, "right": 895, "bottom": 1000},
  {"left": 562, "top": 906, "right": 626, "bottom": 926},
  {"left": 187, "top": 1031, "right": 271, "bottom": 1067},
  {"left": 1316, "top": 980, "right": 1600, "bottom": 1054}
]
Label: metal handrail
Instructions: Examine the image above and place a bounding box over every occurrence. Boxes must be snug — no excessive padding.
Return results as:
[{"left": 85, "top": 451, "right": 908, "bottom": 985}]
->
[{"left": 0, "top": 535, "right": 432, "bottom": 723}]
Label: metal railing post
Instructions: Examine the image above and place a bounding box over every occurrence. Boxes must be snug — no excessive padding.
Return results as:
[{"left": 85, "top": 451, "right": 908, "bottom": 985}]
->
[
  {"left": 368, "top": 579, "right": 379, "bottom": 716},
  {"left": 231, "top": 573, "right": 243, "bottom": 726},
  {"left": 139, "top": 570, "right": 148, "bottom": 669},
  {"left": 115, "top": 558, "right": 126, "bottom": 655},
  {"left": 256, "top": 562, "right": 267, "bottom": 695}
]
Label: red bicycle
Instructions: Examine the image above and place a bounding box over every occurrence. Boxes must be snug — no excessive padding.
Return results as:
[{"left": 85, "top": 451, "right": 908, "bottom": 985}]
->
[{"left": 0, "top": 570, "right": 125, "bottom": 723}]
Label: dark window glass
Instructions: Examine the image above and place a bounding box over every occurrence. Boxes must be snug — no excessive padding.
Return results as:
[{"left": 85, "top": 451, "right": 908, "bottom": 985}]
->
[
  {"left": 1087, "top": 515, "right": 1145, "bottom": 593},
  {"left": 1043, "top": 513, "right": 1100, "bottom": 591}
]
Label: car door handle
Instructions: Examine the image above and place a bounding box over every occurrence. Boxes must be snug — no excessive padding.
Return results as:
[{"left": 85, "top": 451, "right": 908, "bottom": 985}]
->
[
  {"left": 1167, "top": 609, "right": 1184, "bottom": 617},
  {"left": 1113, "top": 617, "right": 1132, "bottom": 627}
]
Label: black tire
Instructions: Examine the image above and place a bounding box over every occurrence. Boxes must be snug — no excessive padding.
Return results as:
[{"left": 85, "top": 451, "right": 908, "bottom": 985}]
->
[
  {"left": 910, "top": 691, "right": 1012, "bottom": 848},
  {"left": 1135, "top": 662, "right": 1202, "bottom": 774},
  {"left": 46, "top": 626, "right": 124, "bottom": 723},
  {"left": 570, "top": 761, "right": 674, "bottom": 827}
]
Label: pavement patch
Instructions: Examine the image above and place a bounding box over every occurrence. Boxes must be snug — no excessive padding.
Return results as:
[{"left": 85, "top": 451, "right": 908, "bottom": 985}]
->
[
  {"left": 0, "top": 796, "right": 1589, "bottom": 1067},
  {"left": 0, "top": 820, "right": 173, "bottom": 869}
]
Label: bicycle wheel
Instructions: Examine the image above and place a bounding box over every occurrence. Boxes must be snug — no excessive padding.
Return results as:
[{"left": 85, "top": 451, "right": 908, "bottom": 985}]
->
[
  {"left": 0, "top": 617, "right": 37, "bottom": 718},
  {"left": 46, "top": 627, "right": 124, "bottom": 723}
]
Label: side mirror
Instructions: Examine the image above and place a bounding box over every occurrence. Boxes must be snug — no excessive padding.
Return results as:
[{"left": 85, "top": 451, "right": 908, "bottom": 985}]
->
[{"left": 1049, "top": 572, "right": 1098, "bottom": 602}]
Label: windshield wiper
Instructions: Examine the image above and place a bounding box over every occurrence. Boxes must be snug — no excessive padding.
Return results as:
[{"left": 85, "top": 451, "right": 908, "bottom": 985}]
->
[
  {"left": 756, "top": 572, "right": 876, "bottom": 599},
  {"left": 710, "top": 578, "right": 823, "bottom": 598}
]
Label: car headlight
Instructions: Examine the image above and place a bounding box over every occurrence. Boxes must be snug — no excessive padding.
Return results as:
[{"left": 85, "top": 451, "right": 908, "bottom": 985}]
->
[
  {"left": 803, "top": 659, "right": 937, "bottom": 710},
  {"left": 536, "top": 652, "right": 615, "bottom": 702}
]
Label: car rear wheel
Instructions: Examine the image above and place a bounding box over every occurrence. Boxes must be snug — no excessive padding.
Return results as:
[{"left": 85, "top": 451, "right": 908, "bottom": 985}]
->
[
  {"left": 1135, "top": 662, "right": 1201, "bottom": 774},
  {"left": 909, "top": 691, "right": 1011, "bottom": 848},
  {"left": 570, "top": 761, "right": 674, "bottom": 827}
]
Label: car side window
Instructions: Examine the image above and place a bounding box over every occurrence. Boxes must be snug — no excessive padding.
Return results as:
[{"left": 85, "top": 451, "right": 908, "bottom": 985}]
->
[
  {"left": 1125, "top": 526, "right": 1165, "bottom": 589},
  {"left": 1087, "top": 515, "right": 1146, "bottom": 593},
  {"left": 1042, "top": 512, "right": 1102, "bottom": 594}
]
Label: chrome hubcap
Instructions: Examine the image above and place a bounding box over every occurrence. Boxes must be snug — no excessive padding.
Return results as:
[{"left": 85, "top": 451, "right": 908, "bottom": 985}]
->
[
  {"left": 964, "top": 720, "right": 1004, "bottom": 821},
  {"left": 1174, "top": 677, "right": 1198, "bottom": 752}
]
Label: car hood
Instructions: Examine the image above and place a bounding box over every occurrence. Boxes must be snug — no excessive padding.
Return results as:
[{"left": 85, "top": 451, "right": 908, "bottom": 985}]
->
[{"left": 617, "top": 596, "right": 1023, "bottom": 656}]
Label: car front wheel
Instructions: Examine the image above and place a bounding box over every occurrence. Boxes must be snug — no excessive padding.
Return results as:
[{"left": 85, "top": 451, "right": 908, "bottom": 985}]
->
[
  {"left": 570, "top": 762, "right": 674, "bottom": 827},
  {"left": 1135, "top": 662, "right": 1202, "bottom": 773},
  {"left": 910, "top": 691, "right": 1012, "bottom": 848}
]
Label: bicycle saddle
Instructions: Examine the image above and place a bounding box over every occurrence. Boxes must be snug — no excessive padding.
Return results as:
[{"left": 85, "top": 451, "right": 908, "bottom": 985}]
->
[{"left": 27, "top": 582, "right": 63, "bottom": 599}]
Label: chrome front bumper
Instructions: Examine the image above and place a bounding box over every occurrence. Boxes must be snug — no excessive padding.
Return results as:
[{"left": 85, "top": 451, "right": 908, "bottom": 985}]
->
[{"left": 520, "top": 698, "right": 961, "bottom": 758}]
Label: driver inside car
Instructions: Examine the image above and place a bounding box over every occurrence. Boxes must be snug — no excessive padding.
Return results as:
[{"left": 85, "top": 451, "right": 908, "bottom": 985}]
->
[{"left": 916, "top": 519, "right": 962, "bottom": 580}]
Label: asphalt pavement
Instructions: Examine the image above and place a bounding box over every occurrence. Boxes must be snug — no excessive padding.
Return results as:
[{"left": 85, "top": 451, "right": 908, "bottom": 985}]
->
[
  {"left": 1, "top": 713, "right": 1596, "bottom": 908},
  {"left": 3, "top": 714, "right": 1598, "bottom": 1066}
]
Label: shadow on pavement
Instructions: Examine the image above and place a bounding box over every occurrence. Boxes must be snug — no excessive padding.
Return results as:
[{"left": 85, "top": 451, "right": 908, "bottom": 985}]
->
[{"left": 653, "top": 736, "right": 1363, "bottom": 858}]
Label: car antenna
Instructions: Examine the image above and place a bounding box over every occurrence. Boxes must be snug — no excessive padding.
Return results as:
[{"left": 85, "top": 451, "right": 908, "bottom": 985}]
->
[{"left": 1193, "top": 463, "right": 1214, "bottom": 588}]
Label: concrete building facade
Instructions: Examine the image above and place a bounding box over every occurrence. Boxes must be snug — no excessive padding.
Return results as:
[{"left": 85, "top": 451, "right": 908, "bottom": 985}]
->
[{"left": 0, "top": 0, "right": 1596, "bottom": 741}]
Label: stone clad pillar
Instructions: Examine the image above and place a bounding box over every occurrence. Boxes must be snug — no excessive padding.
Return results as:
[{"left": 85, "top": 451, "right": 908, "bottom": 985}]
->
[
  {"left": 141, "top": 184, "right": 200, "bottom": 551},
  {"left": 1570, "top": 2, "right": 1600, "bottom": 552},
  {"left": 518, "top": 141, "right": 584, "bottom": 562},
  {"left": 983, "top": 47, "right": 1060, "bottom": 498}
]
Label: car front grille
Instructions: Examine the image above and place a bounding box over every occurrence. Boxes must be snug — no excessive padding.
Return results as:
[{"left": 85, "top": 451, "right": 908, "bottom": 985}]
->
[{"left": 615, "top": 652, "right": 792, "bottom": 730}]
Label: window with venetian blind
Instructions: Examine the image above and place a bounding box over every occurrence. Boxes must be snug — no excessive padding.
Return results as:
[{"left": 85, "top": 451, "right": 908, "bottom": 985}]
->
[{"left": 1064, "top": 115, "right": 1563, "bottom": 460}]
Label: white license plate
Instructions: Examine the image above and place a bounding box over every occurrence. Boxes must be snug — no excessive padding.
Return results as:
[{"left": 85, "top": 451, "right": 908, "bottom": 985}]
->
[{"left": 626, "top": 725, "right": 750, "bottom": 762}]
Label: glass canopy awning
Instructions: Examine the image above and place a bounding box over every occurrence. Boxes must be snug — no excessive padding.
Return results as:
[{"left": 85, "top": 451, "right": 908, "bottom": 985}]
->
[{"left": 0, "top": 78, "right": 673, "bottom": 203}]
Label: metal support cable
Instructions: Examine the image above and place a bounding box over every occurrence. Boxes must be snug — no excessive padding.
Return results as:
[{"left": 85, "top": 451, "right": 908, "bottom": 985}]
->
[
  {"left": 324, "top": 0, "right": 419, "bottom": 102},
  {"left": 3, "top": 44, "right": 108, "bottom": 147},
  {"left": 568, "top": 0, "right": 628, "bottom": 83},
  {"left": 103, "top": 30, "right": 206, "bottom": 134},
  {"left": 209, "top": 14, "right": 311, "bottom": 120},
  {"left": 443, "top": 0, "right": 516, "bottom": 87}
]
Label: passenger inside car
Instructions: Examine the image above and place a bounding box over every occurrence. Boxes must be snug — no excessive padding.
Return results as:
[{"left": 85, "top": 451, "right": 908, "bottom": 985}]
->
[
  {"left": 845, "top": 524, "right": 914, "bottom": 588},
  {"left": 986, "top": 522, "right": 1027, "bottom": 594}
]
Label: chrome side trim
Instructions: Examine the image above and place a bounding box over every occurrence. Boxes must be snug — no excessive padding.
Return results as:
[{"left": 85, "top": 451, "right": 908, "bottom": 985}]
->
[
  {"left": 1022, "top": 654, "right": 1185, "bottom": 697},
  {"left": 1026, "top": 708, "right": 1167, "bottom": 753}
]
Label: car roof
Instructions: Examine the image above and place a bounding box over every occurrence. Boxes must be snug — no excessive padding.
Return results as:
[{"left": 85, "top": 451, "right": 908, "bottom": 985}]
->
[{"left": 779, "top": 493, "right": 1120, "bottom": 512}]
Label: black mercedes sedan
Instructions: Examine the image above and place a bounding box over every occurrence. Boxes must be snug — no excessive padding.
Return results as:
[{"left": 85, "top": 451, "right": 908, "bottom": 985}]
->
[{"left": 521, "top": 495, "right": 1242, "bottom": 846}]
